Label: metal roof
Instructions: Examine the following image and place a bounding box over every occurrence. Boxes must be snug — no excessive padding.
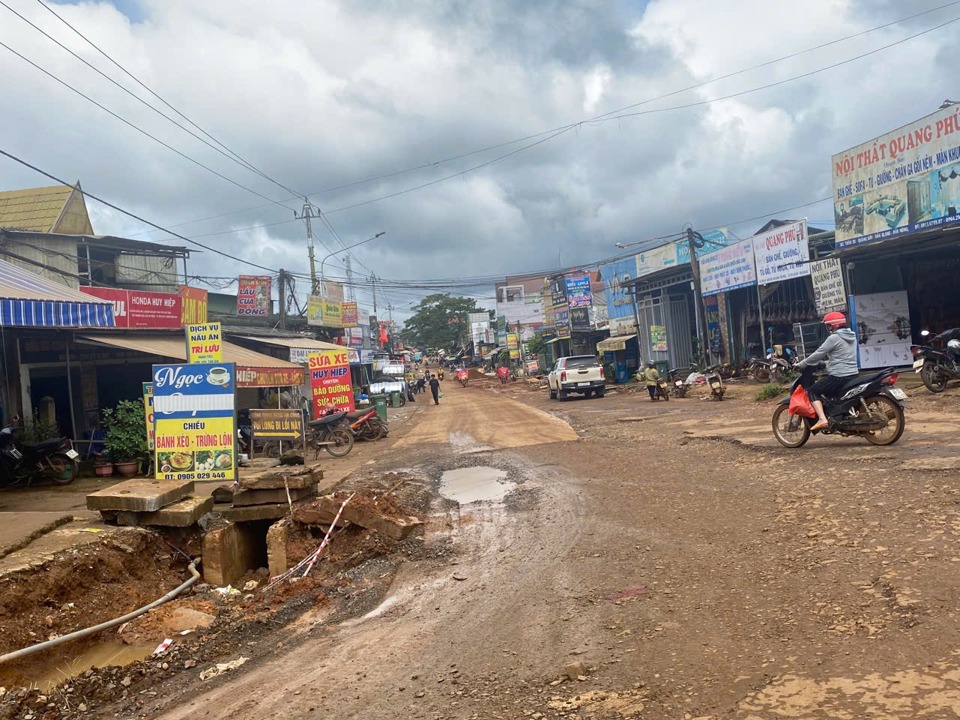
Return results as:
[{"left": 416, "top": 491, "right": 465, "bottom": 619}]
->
[
  {"left": 238, "top": 335, "right": 344, "bottom": 352},
  {"left": 0, "top": 255, "right": 113, "bottom": 303},
  {"left": 0, "top": 185, "right": 74, "bottom": 232},
  {"left": 79, "top": 333, "right": 301, "bottom": 370}
]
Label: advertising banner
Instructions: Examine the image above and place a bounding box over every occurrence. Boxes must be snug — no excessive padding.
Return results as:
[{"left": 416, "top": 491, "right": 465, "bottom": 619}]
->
[
  {"left": 308, "top": 350, "right": 355, "bottom": 417},
  {"left": 236, "top": 275, "right": 271, "bottom": 317},
  {"left": 833, "top": 104, "right": 960, "bottom": 248},
  {"left": 752, "top": 220, "right": 809, "bottom": 284},
  {"left": 80, "top": 287, "right": 182, "bottom": 328},
  {"left": 636, "top": 243, "right": 679, "bottom": 278},
  {"left": 601, "top": 256, "right": 638, "bottom": 324},
  {"left": 565, "top": 275, "right": 592, "bottom": 308},
  {"left": 179, "top": 286, "right": 208, "bottom": 325},
  {"left": 810, "top": 258, "right": 847, "bottom": 314},
  {"left": 321, "top": 299, "right": 343, "bottom": 328},
  {"left": 307, "top": 295, "right": 323, "bottom": 326},
  {"left": 319, "top": 280, "right": 344, "bottom": 302},
  {"left": 142, "top": 382, "right": 154, "bottom": 452},
  {"left": 675, "top": 228, "right": 730, "bottom": 265},
  {"left": 851, "top": 291, "right": 912, "bottom": 369},
  {"left": 650, "top": 325, "right": 668, "bottom": 352},
  {"left": 185, "top": 322, "right": 223, "bottom": 364},
  {"left": 340, "top": 300, "right": 359, "bottom": 328},
  {"left": 235, "top": 366, "right": 305, "bottom": 387},
  {"left": 152, "top": 362, "right": 236, "bottom": 482},
  {"left": 703, "top": 295, "right": 723, "bottom": 356},
  {"left": 507, "top": 333, "right": 519, "bottom": 360},
  {"left": 570, "top": 306, "right": 591, "bottom": 331},
  {"left": 700, "top": 238, "right": 757, "bottom": 295}
]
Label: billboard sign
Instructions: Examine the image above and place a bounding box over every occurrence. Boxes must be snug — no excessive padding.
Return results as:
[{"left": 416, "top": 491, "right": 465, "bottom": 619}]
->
[
  {"left": 152, "top": 362, "right": 236, "bottom": 482},
  {"left": 565, "top": 275, "right": 592, "bottom": 308},
  {"left": 833, "top": 105, "right": 960, "bottom": 248},
  {"left": 340, "top": 300, "right": 359, "bottom": 328},
  {"left": 308, "top": 350, "right": 355, "bottom": 417},
  {"left": 700, "top": 238, "right": 757, "bottom": 296},
  {"left": 636, "top": 243, "right": 679, "bottom": 278},
  {"left": 179, "top": 286, "right": 208, "bottom": 325},
  {"left": 185, "top": 322, "right": 222, "bottom": 364},
  {"left": 236, "top": 275, "right": 271, "bottom": 317},
  {"left": 810, "top": 258, "right": 848, "bottom": 314},
  {"left": 752, "top": 220, "right": 809, "bottom": 284},
  {"left": 80, "top": 287, "right": 182, "bottom": 328}
]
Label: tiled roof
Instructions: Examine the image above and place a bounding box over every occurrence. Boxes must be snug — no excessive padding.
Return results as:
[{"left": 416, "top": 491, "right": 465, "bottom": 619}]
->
[{"left": 0, "top": 185, "right": 74, "bottom": 232}]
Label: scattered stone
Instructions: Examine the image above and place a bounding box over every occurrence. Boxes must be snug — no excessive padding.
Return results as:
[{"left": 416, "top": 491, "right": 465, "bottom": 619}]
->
[{"left": 564, "top": 661, "right": 587, "bottom": 681}]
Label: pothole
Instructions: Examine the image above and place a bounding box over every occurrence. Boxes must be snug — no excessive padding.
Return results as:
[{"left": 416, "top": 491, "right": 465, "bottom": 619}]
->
[
  {"left": 439, "top": 466, "right": 511, "bottom": 504},
  {"left": 30, "top": 641, "right": 155, "bottom": 692}
]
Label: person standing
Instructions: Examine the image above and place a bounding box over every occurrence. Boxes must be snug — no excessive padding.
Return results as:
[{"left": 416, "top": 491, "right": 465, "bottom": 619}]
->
[
  {"left": 642, "top": 362, "right": 660, "bottom": 401},
  {"left": 429, "top": 374, "right": 441, "bottom": 405}
]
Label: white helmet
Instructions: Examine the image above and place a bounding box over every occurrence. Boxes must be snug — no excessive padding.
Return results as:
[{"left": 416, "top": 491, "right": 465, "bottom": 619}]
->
[{"left": 949, "top": 339, "right": 960, "bottom": 352}]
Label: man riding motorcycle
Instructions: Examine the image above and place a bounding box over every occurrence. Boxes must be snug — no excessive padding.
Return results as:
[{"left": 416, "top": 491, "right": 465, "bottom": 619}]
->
[{"left": 793, "top": 311, "right": 859, "bottom": 431}]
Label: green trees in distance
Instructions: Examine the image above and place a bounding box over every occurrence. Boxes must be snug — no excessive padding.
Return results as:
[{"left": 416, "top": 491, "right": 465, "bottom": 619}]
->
[{"left": 402, "top": 294, "right": 489, "bottom": 352}]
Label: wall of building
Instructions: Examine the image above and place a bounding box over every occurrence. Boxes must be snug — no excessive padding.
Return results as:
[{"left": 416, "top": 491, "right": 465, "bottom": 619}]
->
[
  {"left": 1, "top": 235, "right": 80, "bottom": 287},
  {"left": 116, "top": 253, "right": 180, "bottom": 292}
]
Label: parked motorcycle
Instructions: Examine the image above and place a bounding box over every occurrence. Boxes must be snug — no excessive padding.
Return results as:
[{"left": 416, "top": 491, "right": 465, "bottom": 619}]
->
[
  {"left": 705, "top": 366, "right": 726, "bottom": 401},
  {"left": 911, "top": 329, "right": 960, "bottom": 393},
  {"left": 305, "top": 412, "right": 354, "bottom": 458},
  {"left": 668, "top": 368, "right": 690, "bottom": 398},
  {"left": 750, "top": 345, "right": 795, "bottom": 384},
  {"left": 0, "top": 419, "right": 80, "bottom": 486},
  {"left": 456, "top": 369, "right": 469, "bottom": 387},
  {"left": 344, "top": 407, "right": 389, "bottom": 441},
  {"left": 655, "top": 377, "right": 671, "bottom": 401},
  {"left": 771, "top": 366, "right": 906, "bottom": 448}
]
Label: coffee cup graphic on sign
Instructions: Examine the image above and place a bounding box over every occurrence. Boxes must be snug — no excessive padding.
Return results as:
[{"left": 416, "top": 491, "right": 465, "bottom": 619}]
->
[{"left": 207, "top": 367, "right": 230, "bottom": 387}]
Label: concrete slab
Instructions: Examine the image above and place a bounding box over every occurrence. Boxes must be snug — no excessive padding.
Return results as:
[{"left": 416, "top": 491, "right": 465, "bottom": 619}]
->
[
  {"left": 238, "top": 465, "right": 323, "bottom": 491},
  {"left": 202, "top": 524, "right": 264, "bottom": 586},
  {"left": 0, "top": 520, "right": 117, "bottom": 577},
  {"left": 297, "top": 496, "right": 422, "bottom": 540},
  {"left": 220, "top": 503, "right": 291, "bottom": 523},
  {"left": 116, "top": 495, "right": 214, "bottom": 528},
  {"left": 0, "top": 512, "right": 74, "bottom": 560},
  {"left": 232, "top": 485, "right": 317, "bottom": 507},
  {"left": 86, "top": 479, "right": 194, "bottom": 513}
]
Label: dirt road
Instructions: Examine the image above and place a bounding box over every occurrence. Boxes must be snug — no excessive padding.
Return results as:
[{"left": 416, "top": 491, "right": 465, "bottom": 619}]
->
[{"left": 108, "top": 380, "right": 960, "bottom": 717}]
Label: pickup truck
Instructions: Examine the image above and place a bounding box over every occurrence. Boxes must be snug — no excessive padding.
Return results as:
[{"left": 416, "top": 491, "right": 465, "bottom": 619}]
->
[
  {"left": 369, "top": 364, "right": 408, "bottom": 403},
  {"left": 547, "top": 355, "right": 606, "bottom": 400}
]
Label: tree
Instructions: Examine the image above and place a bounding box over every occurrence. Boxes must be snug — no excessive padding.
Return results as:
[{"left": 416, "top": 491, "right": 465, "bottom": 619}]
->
[
  {"left": 402, "top": 294, "right": 487, "bottom": 352},
  {"left": 526, "top": 331, "right": 547, "bottom": 357}
]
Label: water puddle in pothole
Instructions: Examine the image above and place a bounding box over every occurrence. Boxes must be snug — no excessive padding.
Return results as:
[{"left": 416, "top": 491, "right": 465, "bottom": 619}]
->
[
  {"left": 440, "top": 466, "right": 511, "bottom": 504},
  {"left": 29, "top": 641, "right": 155, "bottom": 691}
]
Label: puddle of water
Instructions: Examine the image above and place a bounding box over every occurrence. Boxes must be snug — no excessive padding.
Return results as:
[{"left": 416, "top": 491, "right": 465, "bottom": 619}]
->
[
  {"left": 440, "top": 466, "right": 511, "bottom": 504},
  {"left": 32, "top": 641, "right": 154, "bottom": 691}
]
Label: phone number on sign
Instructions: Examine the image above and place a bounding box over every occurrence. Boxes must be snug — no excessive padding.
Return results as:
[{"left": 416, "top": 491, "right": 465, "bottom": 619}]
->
[{"left": 160, "top": 471, "right": 230, "bottom": 481}]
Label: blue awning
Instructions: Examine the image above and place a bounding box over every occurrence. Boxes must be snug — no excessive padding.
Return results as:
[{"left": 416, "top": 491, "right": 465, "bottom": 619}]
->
[{"left": 0, "top": 257, "right": 115, "bottom": 328}]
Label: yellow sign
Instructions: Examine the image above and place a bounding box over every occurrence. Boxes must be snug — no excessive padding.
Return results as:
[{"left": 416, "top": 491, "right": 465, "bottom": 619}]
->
[
  {"left": 321, "top": 299, "right": 343, "bottom": 328},
  {"left": 155, "top": 416, "right": 235, "bottom": 481},
  {"left": 143, "top": 382, "right": 155, "bottom": 452},
  {"left": 507, "top": 332, "right": 520, "bottom": 360},
  {"left": 185, "top": 322, "right": 223, "bottom": 364}
]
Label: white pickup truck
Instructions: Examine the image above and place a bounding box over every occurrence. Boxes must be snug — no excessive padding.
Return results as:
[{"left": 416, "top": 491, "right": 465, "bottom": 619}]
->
[
  {"left": 547, "top": 355, "right": 606, "bottom": 400},
  {"left": 369, "top": 363, "right": 408, "bottom": 402}
]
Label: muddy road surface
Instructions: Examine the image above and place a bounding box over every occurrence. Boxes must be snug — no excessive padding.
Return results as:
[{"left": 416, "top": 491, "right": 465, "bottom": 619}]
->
[{"left": 19, "top": 378, "right": 960, "bottom": 719}]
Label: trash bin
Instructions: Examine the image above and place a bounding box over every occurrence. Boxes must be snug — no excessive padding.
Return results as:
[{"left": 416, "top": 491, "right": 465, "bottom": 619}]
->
[
  {"left": 389, "top": 390, "right": 402, "bottom": 408},
  {"left": 373, "top": 395, "right": 388, "bottom": 422},
  {"left": 655, "top": 361, "right": 669, "bottom": 378}
]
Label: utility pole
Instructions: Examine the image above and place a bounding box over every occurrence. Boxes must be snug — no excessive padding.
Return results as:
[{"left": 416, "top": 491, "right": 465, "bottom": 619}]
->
[
  {"left": 344, "top": 255, "right": 355, "bottom": 301},
  {"left": 278, "top": 269, "right": 287, "bottom": 330},
  {"left": 295, "top": 197, "right": 322, "bottom": 295},
  {"left": 686, "top": 227, "right": 712, "bottom": 366},
  {"left": 370, "top": 272, "right": 378, "bottom": 315}
]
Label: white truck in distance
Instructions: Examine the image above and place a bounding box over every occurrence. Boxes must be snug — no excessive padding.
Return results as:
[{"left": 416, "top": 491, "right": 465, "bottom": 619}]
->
[{"left": 547, "top": 355, "right": 606, "bottom": 400}]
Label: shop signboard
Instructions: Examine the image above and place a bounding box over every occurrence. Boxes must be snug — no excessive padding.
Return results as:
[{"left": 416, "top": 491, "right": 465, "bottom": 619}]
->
[
  {"left": 185, "top": 322, "right": 223, "bottom": 364},
  {"left": 601, "top": 256, "right": 638, "bottom": 325},
  {"left": 570, "top": 306, "right": 591, "bottom": 331},
  {"left": 142, "top": 382, "right": 154, "bottom": 452},
  {"left": 851, "top": 291, "right": 912, "bottom": 368},
  {"left": 236, "top": 366, "right": 305, "bottom": 387},
  {"left": 180, "top": 286, "right": 208, "bottom": 325},
  {"left": 700, "top": 238, "right": 757, "bottom": 295},
  {"left": 809, "top": 258, "right": 847, "bottom": 314},
  {"left": 307, "top": 295, "right": 323, "bottom": 326},
  {"left": 833, "top": 104, "right": 960, "bottom": 248},
  {"left": 341, "top": 301, "right": 359, "bottom": 328},
  {"left": 752, "top": 220, "right": 809, "bottom": 284},
  {"left": 507, "top": 333, "right": 519, "bottom": 360},
  {"left": 650, "top": 325, "right": 668, "bottom": 352},
  {"left": 321, "top": 299, "right": 343, "bottom": 328},
  {"left": 565, "top": 275, "right": 592, "bottom": 308},
  {"left": 308, "top": 349, "right": 355, "bottom": 417},
  {"left": 319, "top": 280, "right": 344, "bottom": 302},
  {"left": 248, "top": 409, "right": 303, "bottom": 451},
  {"left": 636, "top": 242, "right": 679, "bottom": 278},
  {"left": 236, "top": 275, "right": 271, "bottom": 317},
  {"left": 80, "top": 287, "right": 182, "bottom": 328},
  {"left": 152, "top": 362, "right": 236, "bottom": 482},
  {"left": 674, "top": 229, "right": 731, "bottom": 265}
]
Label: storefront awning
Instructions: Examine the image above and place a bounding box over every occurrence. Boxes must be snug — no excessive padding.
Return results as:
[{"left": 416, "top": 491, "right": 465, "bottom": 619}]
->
[
  {"left": 544, "top": 338, "right": 561, "bottom": 345},
  {"left": 79, "top": 333, "right": 304, "bottom": 387},
  {"left": 597, "top": 334, "right": 637, "bottom": 353},
  {"left": 238, "top": 335, "right": 361, "bottom": 365},
  {"left": 0, "top": 257, "right": 115, "bottom": 328},
  {"left": 483, "top": 346, "right": 506, "bottom": 360}
]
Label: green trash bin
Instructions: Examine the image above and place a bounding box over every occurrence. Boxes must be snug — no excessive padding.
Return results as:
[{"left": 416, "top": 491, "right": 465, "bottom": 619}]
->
[
  {"left": 389, "top": 390, "right": 402, "bottom": 408},
  {"left": 373, "top": 395, "right": 388, "bottom": 422}
]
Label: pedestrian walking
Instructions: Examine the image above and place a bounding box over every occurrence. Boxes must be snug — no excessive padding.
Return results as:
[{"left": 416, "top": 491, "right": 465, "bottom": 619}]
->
[
  {"left": 642, "top": 362, "right": 660, "bottom": 401},
  {"left": 429, "top": 374, "right": 441, "bottom": 405}
]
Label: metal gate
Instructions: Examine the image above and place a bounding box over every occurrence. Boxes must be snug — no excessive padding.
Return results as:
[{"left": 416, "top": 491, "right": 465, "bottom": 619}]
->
[{"left": 637, "top": 295, "right": 694, "bottom": 369}]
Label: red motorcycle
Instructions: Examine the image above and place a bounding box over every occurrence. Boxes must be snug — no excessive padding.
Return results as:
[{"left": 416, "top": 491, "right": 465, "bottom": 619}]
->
[
  {"left": 456, "top": 369, "right": 469, "bottom": 387},
  {"left": 496, "top": 366, "right": 511, "bottom": 385},
  {"left": 344, "top": 407, "right": 389, "bottom": 441}
]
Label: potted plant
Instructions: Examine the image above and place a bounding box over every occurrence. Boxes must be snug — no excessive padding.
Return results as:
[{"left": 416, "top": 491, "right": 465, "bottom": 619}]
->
[
  {"left": 92, "top": 452, "right": 114, "bottom": 477},
  {"left": 102, "top": 400, "right": 148, "bottom": 477}
]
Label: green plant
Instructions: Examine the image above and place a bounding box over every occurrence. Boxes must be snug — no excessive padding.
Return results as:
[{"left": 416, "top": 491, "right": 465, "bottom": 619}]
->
[
  {"left": 755, "top": 383, "right": 787, "bottom": 402},
  {"left": 603, "top": 362, "right": 615, "bottom": 382},
  {"left": 102, "top": 399, "right": 148, "bottom": 462},
  {"left": 21, "top": 416, "right": 59, "bottom": 443}
]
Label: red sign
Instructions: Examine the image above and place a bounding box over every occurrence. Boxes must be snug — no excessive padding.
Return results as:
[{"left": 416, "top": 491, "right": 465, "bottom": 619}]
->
[
  {"left": 180, "top": 286, "right": 208, "bottom": 325},
  {"left": 80, "top": 287, "right": 181, "bottom": 328},
  {"left": 236, "top": 366, "right": 305, "bottom": 388},
  {"left": 340, "top": 300, "right": 358, "bottom": 328},
  {"left": 308, "top": 350, "right": 355, "bottom": 417},
  {"left": 237, "top": 275, "right": 271, "bottom": 317}
]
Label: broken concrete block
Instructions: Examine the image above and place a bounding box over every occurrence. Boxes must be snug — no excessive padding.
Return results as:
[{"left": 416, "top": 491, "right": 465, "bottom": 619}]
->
[
  {"left": 238, "top": 465, "right": 323, "bottom": 490},
  {"left": 266, "top": 518, "right": 290, "bottom": 579},
  {"left": 165, "top": 607, "right": 216, "bottom": 634},
  {"left": 220, "top": 503, "right": 291, "bottom": 523},
  {"left": 292, "top": 502, "right": 349, "bottom": 529},
  {"left": 565, "top": 661, "right": 587, "bottom": 681},
  {"left": 115, "top": 496, "right": 214, "bottom": 528},
  {"left": 202, "top": 524, "right": 263, "bottom": 586},
  {"left": 231, "top": 485, "right": 317, "bottom": 507},
  {"left": 87, "top": 479, "right": 194, "bottom": 513},
  {"left": 212, "top": 484, "right": 235, "bottom": 503},
  {"left": 296, "top": 496, "right": 422, "bottom": 540}
]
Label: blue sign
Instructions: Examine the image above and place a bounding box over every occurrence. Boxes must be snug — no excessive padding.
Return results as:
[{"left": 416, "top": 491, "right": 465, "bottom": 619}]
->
[
  {"left": 675, "top": 229, "right": 731, "bottom": 265},
  {"left": 152, "top": 362, "right": 236, "bottom": 419},
  {"left": 564, "top": 276, "right": 593, "bottom": 308},
  {"left": 602, "top": 257, "right": 639, "bottom": 322}
]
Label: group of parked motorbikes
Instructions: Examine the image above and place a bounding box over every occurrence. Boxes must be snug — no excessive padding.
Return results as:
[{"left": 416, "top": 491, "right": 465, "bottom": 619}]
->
[{"left": 237, "top": 405, "right": 388, "bottom": 461}]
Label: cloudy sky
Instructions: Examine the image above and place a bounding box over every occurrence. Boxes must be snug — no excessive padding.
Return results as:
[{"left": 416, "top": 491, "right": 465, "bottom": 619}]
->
[{"left": 2, "top": 0, "right": 959, "bottom": 319}]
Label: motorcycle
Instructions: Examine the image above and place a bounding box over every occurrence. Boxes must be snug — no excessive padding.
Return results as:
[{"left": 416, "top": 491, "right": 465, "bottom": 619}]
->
[
  {"left": 705, "top": 366, "right": 725, "bottom": 401},
  {"left": 654, "top": 377, "right": 671, "bottom": 401},
  {"left": 911, "top": 329, "right": 960, "bottom": 393},
  {"left": 0, "top": 419, "right": 80, "bottom": 486},
  {"left": 496, "top": 366, "right": 511, "bottom": 385},
  {"left": 305, "top": 412, "right": 355, "bottom": 458},
  {"left": 343, "top": 407, "right": 389, "bottom": 441},
  {"left": 668, "top": 368, "right": 690, "bottom": 398},
  {"left": 456, "top": 369, "right": 469, "bottom": 388},
  {"left": 751, "top": 345, "right": 795, "bottom": 384},
  {"left": 771, "top": 366, "right": 906, "bottom": 448}
]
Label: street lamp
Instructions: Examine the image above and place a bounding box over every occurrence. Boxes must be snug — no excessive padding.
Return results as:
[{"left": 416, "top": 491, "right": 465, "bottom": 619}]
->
[{"left": 319, "top": 231, "right": 386, "bottom": 290}]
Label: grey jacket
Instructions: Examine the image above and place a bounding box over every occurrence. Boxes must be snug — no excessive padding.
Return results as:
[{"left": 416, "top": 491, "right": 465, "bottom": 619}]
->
[{"left": 795, "top": 328, "right": 858, "bottom": 377}]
